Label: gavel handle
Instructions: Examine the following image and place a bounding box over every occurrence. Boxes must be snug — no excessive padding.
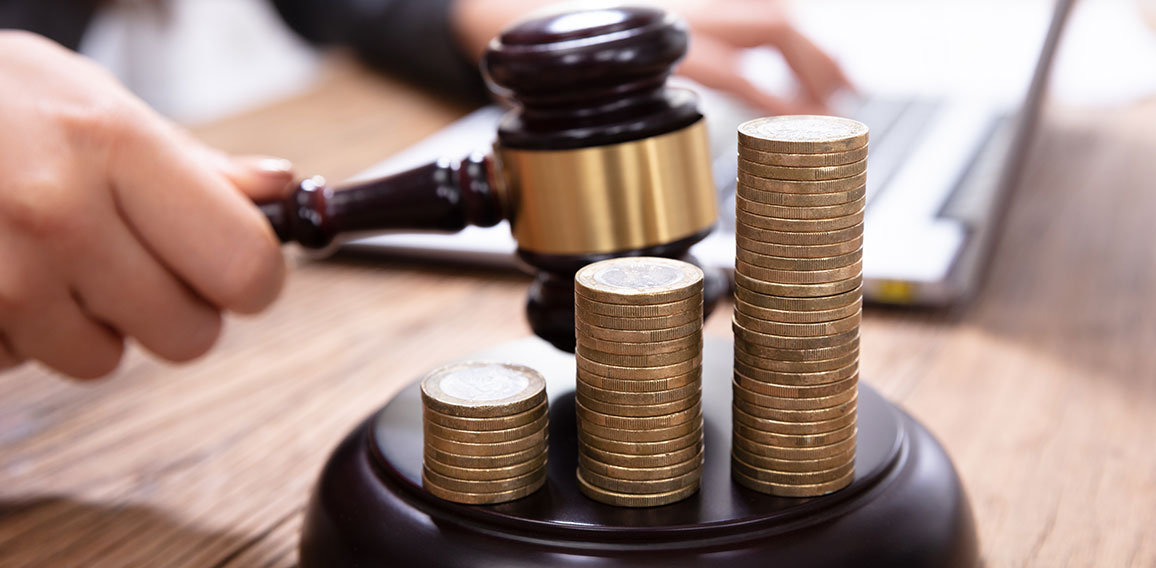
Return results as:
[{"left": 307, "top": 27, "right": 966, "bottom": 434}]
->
[{"left": 257, "top": 153, "right": 504, "bottom": 248}]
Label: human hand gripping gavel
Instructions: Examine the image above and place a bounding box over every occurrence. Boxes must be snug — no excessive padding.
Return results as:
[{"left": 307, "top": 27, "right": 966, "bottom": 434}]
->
[{"left": 257, "top": 6, "right": 728, "bottom": 351}]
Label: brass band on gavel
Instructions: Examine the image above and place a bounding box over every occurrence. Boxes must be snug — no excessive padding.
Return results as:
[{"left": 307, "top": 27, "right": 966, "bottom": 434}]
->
[{"left": 495, "top": 120, "right": 717, "bottom": 256}]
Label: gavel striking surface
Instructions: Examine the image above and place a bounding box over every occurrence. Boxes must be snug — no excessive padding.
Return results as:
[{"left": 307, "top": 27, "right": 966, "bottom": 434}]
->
[{"left": 299, "top": 337, "right": 979, "bottom": 567}]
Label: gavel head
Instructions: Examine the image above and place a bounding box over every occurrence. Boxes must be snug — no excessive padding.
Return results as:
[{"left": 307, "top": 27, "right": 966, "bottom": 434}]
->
[{"left": 482, "top": 5, "right": 724, "bottom": 351}]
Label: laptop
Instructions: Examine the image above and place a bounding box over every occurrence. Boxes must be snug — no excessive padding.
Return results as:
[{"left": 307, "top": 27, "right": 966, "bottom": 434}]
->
[{"left": 340, "top": 0, "right": 1074, "bottom": 306}]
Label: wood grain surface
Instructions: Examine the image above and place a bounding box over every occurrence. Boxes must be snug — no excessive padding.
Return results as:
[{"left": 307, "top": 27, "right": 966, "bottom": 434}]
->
[{"left": 1, "top": 59, "right": 1153, "bottom": 567}]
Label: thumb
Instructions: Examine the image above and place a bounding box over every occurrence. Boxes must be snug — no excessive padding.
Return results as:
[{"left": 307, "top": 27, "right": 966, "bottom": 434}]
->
[{"left": 216, "top": 155, "right": 296, "bottom": 201}]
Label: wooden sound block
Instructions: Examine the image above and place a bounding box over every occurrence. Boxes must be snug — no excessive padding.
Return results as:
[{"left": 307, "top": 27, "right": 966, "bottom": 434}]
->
[{"left": 299, "top": 337, "right": 978, "bottom": 566}]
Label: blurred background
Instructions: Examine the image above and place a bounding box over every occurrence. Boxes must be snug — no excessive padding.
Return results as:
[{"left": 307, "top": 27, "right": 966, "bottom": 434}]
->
[
  {"left": 4, "top": 1, "right": 1156, "bottom": 567},
  {"left": 79, "top": 0, "right": 1156, "bottom": 124},
  {"left": 75, "top": 0, "right": 1156, "bottom": 305}
]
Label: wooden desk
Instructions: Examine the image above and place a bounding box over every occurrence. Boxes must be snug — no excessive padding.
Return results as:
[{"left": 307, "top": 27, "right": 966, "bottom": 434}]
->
[{"left": 1, "top": 62, "right": 1153, "bottom": 567}]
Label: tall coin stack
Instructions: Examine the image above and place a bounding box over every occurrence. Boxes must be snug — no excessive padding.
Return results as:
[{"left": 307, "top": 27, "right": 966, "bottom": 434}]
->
[
  {"left": 421, "top": 362, "right": 549, "bottom": 504},
  {"left": 731, "top": 115, "right": 867, "bottom": 497},
  {"left": 573, "top": 257, "right": 706, "bottom": 507}
]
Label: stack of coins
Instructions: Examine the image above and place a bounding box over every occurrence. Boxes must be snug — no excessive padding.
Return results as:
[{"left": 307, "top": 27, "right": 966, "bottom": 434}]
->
[
  {"left": 421, "top": 361, "right": 549, "bottom": 504},
  {"left": 730, "top": 115, "right": 867, "bottom": 497},
  {"left": 573, "top": 257, "right": 705, "bottom": 507}
]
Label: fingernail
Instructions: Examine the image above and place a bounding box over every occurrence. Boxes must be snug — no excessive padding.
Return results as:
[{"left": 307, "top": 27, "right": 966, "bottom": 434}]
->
[{"left": 239, "top": 155, "right": 295, "bottom": 178}]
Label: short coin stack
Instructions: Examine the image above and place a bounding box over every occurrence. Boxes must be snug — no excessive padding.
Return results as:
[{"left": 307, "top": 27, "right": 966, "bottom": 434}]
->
[
  {"left": 421, "top": 361, "right": 549, "bottom": 504},
  {"left": 730, "top": 115, "right": 867, "bottom": 497},
  {"left": 573, "top": 257, "right": 705, "bottom": 507}
]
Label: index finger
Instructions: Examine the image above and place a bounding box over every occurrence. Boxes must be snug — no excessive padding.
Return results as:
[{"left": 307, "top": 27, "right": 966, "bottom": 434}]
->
[
  {"left": 108, "top": 114, "right": 285, "bottom": 314},
  {"left": 776, "top": 28, "right": 855, "bottom": 103}
]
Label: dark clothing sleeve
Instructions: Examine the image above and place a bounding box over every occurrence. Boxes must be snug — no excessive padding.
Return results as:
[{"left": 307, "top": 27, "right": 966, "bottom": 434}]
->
[
  {"left": 0, "top": 0, "right": 488, "bottom": 105},
  {"left": 0, "top": 0, "right": 99, "bottom": 50},
  {"left": 270, "top": 0, "right": 489, "bottom": 104}
]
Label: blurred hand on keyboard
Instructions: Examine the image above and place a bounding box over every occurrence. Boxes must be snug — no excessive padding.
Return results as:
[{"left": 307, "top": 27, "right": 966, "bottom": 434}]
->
[
  {"left": 674, "top": 0, "right": 854, "bottom": 115},
  {"left": 452, "top": 0, "right": 854, "bottom": 116}
]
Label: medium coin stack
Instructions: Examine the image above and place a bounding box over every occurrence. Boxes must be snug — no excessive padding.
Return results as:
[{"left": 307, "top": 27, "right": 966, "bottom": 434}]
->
[
  {"left": 573, "top": 257, "right": 706, "bottom": 507},
  {"left": 421, "top": 361, "right": 549, "bottom": 504},
  {"left": 730, "top": 115, "right": 867, "bottom": 498}
]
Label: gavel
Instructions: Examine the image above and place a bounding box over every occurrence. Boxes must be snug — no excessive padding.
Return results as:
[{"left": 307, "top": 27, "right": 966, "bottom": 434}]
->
[{"left": 257, "top": 6, "right": 728, "bottom": 351}]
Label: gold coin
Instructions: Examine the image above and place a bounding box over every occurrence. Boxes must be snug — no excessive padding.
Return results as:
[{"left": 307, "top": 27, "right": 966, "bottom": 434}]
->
[
  {"left": 732, "top": 418, "right": 856, "bottom": 448},
  {"left": 578, "top": 424, "right": 701, "bottom": 455},
  {"left": 738, "top": 171, "right": 866, "bottom": 194},
  {"left": 734, "top": 273, "right": 862, "bottom": 298},
  {"left": 736, "top": 194, "right": 866, "bottom": 220},
  {"left": 575, "top": 320, "right": 700, "bottom": 343},
  {"left": 735, "top": 340, "right": 855, "bottom": 374},
  {"left": 733, "top": 393, "right": 857, "bottom": 422},
  {"left": 737, "top": 185, "right": 865, "bottom": 207},
  {"left": 422, "top": 400, "right": 547, "bottom": 432},
  {"left": 731, "top": 451, "right": 854, "bottom": 484},
  {"left": 733, "top": 336, "right": 859, "bottom": 362},
  {"left": 732, "top": 429, "right": 858, "bottom": 460},
  {"left": 423, "top": 412, "right": 548, "bottom": 443},
  {"left": 738, "top": 144, "right": 868, "bottom": 167},
  {"left": 733, "top": 360, "right": 858, "bottom": 386},
  {"left": 737, "top": 209, "right": 865, "bottom": 235},
  {"left": 734, "top": 327, "right": 859, "bottom": 354},
  {"left": 424, "top": 442, "right": 544, "bottom": 469},
  {"left": 421, "top": 362, "right": 547, "bottom": 418},
  {"left": 738, "top": 115, "right": 868, "bottom": 154},
  {"left": 577, "top": 469, "right": 700, "bottom": 507},
  {"left": 422, "top": 463, "right": 546, "bottom": 494},
  {"left": 423, "top": 469, "right": 546, "bottom": 505},
  {"left": 736, "top": 260, "right": 862, "bottom": 285},
  {"left": 576, "top": 398, "right": 701, "bottom": 430},
  {"left": 578, "top": 440, "right": 703, "bottom": 477},
  {"left": 576, "top": 377, "right": 700, "bottom": 405},
  {"left": 732, "top": 443, "right": 855, "bottom": 473},
  {"left": 581, "top": 465, "right": 701, "bottom": 495},
  {"left": 576, "top": 331, "right": 702, "bottom": 356},
  {"left": 575, "top": 257, "right": 704, "bottom": 305},
  {"left": 579, "top": 440, "right": 704, "bottom": 469},
  {"left": 577, "top": 308, "right": 701, "bottom": 331},
  {"left": 424, "top": 426, "right": 547, "bottom": 456},
  {"left": 735, "top": 234, "right": 863, "bottom": 259},
  {"left": 736, "top": 222, "right": 863, "bottom": 246},
  {"left": 734, "top": 343, "right": 858, "bottom": 374},
  {"left": 577, "top": 344, "right": 701, "bottom": 368},
  {"left": 732, "top": 465, "right": 854, "bottom": 497},
  {"left": 733, "top": 404, "right": 857, "bottom": 435},
  {"left": 579, "top": 414, "right": 703, "bottom": 443},
  {"left": 738, "top": 157, "right": 866, "bottom": 181},
  {"left": 733, "top": 309, "right": 861, "bottom": 337},
  {"left": 735, "top": 248, "right": 861, "bottom": 272},
  {"left": 424, "top": 449, "right": 548, "bottom": 481},
  {"left": 578, "top": 387, "right": 700, "bottom": 417},
  {"left": 575, "top": 295, "right": 702, "bottom": 318},
  {"left": 739, "top": 248, "right": 860, "bottom": 277},
  {"left": 576, "top": 353, "right": 702, "bottom": 380},
  {"left": 736, "top": 208, "right": 865, "bottom": 233},
  {"left": 734, "top": 321, "right": 860, "bottom": 349},
  {"left": 577, "top": 367, "right": 700, "bottom": 392},
  {"left": 733, "top": 378, "right": 857, "bottom": 410},
  {"left": 734, "top": 370, "right": 858, "bottom": 398},
  {"left": 734, "top": 295, "right": 861, "bottom": 323},
  {"left": 733, "top": 343, "right": 858, "bottom": 373},
  {"left": 733, "top": 284, "right": 862, "bottom": 311}
]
